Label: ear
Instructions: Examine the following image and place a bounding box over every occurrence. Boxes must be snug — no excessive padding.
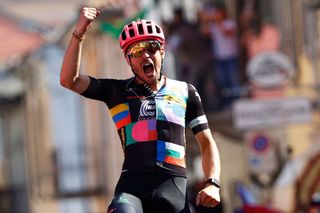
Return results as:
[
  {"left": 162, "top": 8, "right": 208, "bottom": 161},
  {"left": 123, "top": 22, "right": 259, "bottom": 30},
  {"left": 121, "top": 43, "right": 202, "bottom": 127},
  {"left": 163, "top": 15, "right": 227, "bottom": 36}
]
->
[
  {"left": 125, "top": 56, "right": 137, "bottom": 74},
  {"left": 160, "top": 47, "right": 165, "bottom": 59}
]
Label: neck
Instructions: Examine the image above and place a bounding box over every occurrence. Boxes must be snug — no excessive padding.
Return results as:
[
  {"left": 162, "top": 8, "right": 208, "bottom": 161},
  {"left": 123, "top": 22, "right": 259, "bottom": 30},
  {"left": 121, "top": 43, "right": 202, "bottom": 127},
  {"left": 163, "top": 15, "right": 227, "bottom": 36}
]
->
[
  {"left": 152, "top": 75, "right": 165, "bottom": 91},
  {"left": 134, "top": 74, "right": 164, "bottom": 92}
]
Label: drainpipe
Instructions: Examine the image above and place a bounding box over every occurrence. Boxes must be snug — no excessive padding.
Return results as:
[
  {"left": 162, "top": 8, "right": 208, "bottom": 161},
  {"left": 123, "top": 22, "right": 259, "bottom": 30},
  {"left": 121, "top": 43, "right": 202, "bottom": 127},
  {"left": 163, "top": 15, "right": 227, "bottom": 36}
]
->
[{"left": 306, "top": 1, "right": 320, "bottom": 111}]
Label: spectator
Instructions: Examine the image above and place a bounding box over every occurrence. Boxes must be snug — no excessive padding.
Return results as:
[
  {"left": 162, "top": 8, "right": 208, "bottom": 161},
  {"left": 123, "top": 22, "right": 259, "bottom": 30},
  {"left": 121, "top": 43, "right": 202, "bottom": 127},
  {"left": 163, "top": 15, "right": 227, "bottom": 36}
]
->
[
  {"left": 203, "top": 4, "right": 240, "bottom": 110},
  {"left": 241, "top": 15, "right": 280, "bottom": 59}
]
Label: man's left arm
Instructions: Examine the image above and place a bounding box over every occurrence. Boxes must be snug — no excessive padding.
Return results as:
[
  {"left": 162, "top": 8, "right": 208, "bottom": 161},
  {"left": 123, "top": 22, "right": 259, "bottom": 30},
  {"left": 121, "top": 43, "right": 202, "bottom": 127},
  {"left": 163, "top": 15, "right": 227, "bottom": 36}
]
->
[{"left": 195, "top": 128, "right": 221, "bottom": 208}]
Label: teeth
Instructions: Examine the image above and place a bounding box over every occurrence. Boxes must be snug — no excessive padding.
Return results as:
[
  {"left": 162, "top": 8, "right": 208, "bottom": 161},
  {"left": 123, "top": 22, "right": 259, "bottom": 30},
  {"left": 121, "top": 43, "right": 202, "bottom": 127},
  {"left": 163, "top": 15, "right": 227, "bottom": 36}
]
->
[
  {"left": 143, "top": 62, "right": 152, "bottom": 67},
  {"left": 143, "top": 62, "right": 152, "bottom": 68}
]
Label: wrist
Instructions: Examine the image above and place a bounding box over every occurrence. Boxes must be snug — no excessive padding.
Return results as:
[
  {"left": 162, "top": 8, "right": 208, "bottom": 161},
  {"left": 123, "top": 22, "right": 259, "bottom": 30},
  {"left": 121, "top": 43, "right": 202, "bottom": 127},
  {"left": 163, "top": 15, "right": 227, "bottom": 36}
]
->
[
  {"left": 72, "top": 30, "right": 85, "bottom": 41},
  {"left": 206, "top": 178, "right": 220, "bottom": 188}
]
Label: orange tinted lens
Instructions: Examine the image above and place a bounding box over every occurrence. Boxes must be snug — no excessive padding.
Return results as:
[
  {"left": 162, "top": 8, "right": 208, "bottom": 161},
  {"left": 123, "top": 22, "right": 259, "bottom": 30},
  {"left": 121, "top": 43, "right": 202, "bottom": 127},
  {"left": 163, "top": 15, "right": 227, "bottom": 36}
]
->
[
  {"left": 127, "top": 41, "right": 160, "bottom": 58},
  {"left": 128, "top": 45, "right": 144, "bottom": 57}
]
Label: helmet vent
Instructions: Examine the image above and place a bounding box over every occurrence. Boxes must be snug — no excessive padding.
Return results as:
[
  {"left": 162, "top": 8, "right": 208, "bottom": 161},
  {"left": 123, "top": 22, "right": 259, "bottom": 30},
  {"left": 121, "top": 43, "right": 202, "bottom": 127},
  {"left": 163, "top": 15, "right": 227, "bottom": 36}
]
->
[
  {"left": 147, "top": 25, "right": 152, "bottom": 34},
  {"left": 146, "top": 20, "right": 151, "bottom": 24},
  {"left": 121, "top": 31, "right": 127, "bottom": 40},
  {"left": 156, "top": 26, "right": 161, "bottom": 34},
  {"left": 129, "top": 28, "right": 135, "bottom": 37},
  {"left": 137, "top": 23, "right": 144, "bottom": 35},
  {"left": 128, "top": 23, "right": 133, "bottom": 27}
]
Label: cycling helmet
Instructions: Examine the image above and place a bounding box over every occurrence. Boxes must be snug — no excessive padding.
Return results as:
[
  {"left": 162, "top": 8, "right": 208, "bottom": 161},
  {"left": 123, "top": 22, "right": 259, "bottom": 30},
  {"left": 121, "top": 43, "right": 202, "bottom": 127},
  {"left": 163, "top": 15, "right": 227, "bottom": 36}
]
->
[{"left": 119, "top": 19, "right": 165, "bottom": 54}]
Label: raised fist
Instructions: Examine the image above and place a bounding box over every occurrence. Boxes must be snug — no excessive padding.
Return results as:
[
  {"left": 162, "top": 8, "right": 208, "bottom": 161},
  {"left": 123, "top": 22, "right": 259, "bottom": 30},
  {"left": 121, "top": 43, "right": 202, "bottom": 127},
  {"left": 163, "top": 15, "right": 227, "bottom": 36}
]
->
[{"left": 75, "top": 7, "right": 100, "bottom": 35}]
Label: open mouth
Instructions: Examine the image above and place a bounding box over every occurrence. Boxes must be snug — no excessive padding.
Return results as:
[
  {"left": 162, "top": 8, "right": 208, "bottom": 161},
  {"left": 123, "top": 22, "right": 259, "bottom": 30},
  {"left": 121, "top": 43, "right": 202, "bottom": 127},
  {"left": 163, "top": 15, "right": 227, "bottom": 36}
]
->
[{"left": 142, "top": 62, "right": 154, "bottom": 74}]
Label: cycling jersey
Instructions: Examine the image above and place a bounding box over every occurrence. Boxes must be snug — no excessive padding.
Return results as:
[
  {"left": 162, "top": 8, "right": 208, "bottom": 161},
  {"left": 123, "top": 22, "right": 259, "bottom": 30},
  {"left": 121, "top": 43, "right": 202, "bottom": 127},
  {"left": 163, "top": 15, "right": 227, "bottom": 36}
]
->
[{"left": 82, "top": 76, "right": 209, "bottom": 177}]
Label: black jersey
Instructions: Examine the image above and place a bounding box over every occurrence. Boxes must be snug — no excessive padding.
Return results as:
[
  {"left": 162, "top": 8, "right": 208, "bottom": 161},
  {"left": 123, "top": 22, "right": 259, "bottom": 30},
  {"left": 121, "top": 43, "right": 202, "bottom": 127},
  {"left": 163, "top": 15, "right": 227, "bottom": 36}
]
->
[{"left": 81, "top": 76, "right": 209, "bottom": 177}]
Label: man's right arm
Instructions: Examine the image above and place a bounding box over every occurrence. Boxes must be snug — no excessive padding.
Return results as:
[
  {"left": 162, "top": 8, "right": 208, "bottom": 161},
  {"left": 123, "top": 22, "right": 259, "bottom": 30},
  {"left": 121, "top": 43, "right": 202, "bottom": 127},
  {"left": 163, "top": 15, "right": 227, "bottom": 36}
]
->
[{"left": 60, "top": 7, "right": 100, "bottom": 94}]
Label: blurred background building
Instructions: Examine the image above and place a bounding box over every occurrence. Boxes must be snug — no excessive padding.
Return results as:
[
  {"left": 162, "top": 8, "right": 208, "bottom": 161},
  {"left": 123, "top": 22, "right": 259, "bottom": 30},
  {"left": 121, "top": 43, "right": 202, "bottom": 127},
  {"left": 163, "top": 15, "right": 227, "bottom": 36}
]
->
[{"left": 0, "top": 0, "right": 319, "bottom": 213}]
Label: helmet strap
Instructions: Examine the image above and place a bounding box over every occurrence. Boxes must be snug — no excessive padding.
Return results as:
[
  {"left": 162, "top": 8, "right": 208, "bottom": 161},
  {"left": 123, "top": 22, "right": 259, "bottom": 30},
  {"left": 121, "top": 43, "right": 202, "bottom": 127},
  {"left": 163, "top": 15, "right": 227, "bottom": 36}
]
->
[{"left": 158, "top": 58, "right": 163, "bottom": 81}]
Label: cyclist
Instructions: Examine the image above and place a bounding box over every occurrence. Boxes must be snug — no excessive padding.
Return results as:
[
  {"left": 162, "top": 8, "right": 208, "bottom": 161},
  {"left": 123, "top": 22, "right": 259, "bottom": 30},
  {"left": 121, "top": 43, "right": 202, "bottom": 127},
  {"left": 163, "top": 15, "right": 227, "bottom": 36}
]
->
[{"left": 60, "top": 7, "right": 221, "bottom": 213}]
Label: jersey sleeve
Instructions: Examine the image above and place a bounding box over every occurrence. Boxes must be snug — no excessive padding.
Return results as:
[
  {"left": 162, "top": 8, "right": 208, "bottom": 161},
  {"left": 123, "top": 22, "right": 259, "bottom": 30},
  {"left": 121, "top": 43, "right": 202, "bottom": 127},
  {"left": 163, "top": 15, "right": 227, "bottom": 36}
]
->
[
  {"left": 80, "top": 76, "right": 115, "bottom": 102},
  {"left": 186, "top": 84, "right": 209, "bottom": 134}
]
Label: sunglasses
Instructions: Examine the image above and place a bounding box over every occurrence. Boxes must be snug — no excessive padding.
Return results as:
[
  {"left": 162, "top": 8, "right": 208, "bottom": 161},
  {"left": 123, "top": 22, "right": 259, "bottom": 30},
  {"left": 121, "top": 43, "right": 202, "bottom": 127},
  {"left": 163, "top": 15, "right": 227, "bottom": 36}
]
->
[{"left": 127, "top": 41, "right": 161, "bottom": 58}]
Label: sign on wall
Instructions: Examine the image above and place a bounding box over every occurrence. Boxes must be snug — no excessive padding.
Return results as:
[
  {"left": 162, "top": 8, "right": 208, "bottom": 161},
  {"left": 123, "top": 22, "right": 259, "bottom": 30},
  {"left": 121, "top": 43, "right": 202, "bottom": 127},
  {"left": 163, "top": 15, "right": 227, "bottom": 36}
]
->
[
  {"left": 233, "top": 97, "right": 312, "bottom": 130},
  {"left": 247, "top": 51, "right": 295, "bottom": 88},
  {"left": 245, "top": 132, "right": 280, "bottom": 186}
]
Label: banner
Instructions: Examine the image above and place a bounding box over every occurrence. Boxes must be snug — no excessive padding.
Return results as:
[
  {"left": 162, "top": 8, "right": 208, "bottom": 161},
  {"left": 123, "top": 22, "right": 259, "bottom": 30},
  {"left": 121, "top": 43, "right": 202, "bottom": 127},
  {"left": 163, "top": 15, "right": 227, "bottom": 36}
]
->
[{"left": 99, "top": 9, "right": 146, "bottom": 39}]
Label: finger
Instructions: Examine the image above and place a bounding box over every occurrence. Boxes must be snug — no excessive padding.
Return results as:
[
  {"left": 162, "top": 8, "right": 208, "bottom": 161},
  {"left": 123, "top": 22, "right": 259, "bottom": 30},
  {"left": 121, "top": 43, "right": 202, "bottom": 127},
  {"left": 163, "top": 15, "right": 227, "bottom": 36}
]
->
[
  {"left": 201, "top": 195, "right": 211, "bottom": 207},
  {"left": 209, "top": 200, "right": 219, "bottom": 208},
  {"left": 85, "top": 7, "right": 100, "bottom": 14},
  {"left": 84, "top": 12, "right": 98, "bottom": 20},
  {"left": 87, "top": 10, "right": 100, "bottom": 17},
  {"left": 199, "top": 193, "right": 219, "bottom": 208},
  {"left": 84, "top": 12, "right": 96, "bottom": 18},
  {"left": 82, "top": 8, "right": 97, "bottom": 16},
  {"left": 83, "top": 7, "right": 97, "bottom": 11},
  {"left": 205, "top": 198, "right": 219, "bottom": 208},
  {"left": 84, "top": 10, "right": 97, "bottom": 15},
  {"left": 197, "top": 191, "right": 208, "bottom": 206}
]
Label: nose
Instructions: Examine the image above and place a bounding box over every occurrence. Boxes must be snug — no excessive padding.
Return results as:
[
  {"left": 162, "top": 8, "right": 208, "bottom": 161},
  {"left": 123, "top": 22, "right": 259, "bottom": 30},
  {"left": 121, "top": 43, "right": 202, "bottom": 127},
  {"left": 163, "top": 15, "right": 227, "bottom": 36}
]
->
[{"left": 141, "top": 49, "right": 151, "bottom": 58}]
